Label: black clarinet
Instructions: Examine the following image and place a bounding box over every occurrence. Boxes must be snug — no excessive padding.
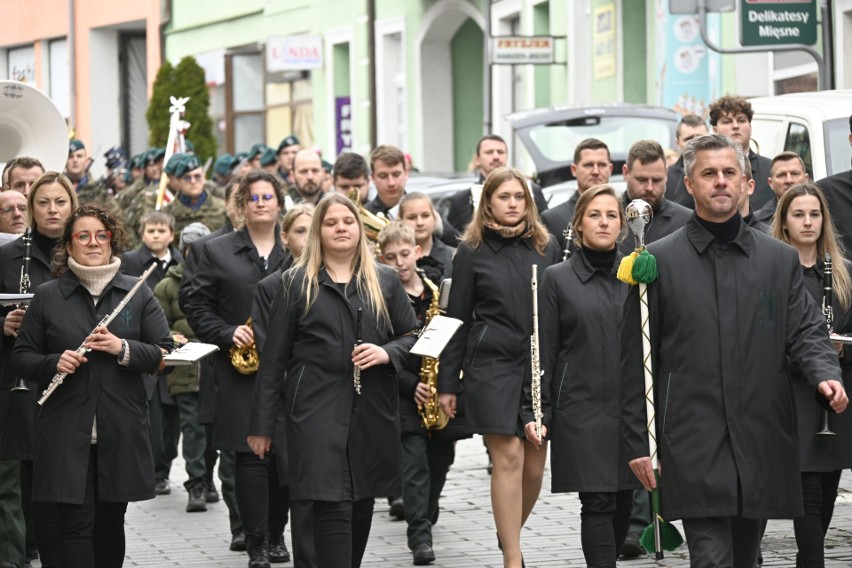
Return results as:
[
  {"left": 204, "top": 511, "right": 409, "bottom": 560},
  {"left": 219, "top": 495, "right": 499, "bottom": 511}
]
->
[
  {"left": 11, "top": 228, "right": 33, "bottom": 392},
  {"left": 562, "top": 223, "right": 575, "bottom": 261},
  {"left": 353, "top": 307, "right": 363, "bottom": 395},
  {"left": 819, "top": 253, "right": 836, "bottom": 436}
]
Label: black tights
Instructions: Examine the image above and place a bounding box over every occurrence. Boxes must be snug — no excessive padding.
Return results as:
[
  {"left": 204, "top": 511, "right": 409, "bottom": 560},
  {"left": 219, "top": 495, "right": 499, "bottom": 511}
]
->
[
  {"left": 794, "top": 470, "right": 842, "bottom": 568},
  {"left": 313, "top": 498, "right": 374, "bottom": 568},
  {"left": 234, "top": 451, "right": 289, "bottom": 536},
  {"left": 578, "top": 490, "right": 633, "bottom": 568},
  {"left": 53, "top": 448, "right": 128, "bottom": 568}
]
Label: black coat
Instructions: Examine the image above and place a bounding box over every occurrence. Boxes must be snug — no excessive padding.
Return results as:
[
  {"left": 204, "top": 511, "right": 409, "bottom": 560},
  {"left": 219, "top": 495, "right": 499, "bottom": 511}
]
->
[
  {"left": 817, "top": 169, "right": 852, "bottom": 254},
  {"left": 534, "top": 249, "right": 639, "bottom": 493},
  {"left": 438, "top": 230, "right": 560, "bottom": 435},
  {"left": 120, "top": 244, "right": 183, "bottom": 291},
  {"left": 618, "top": 195, "right": 692, "bottom": 255},
  {"left": 541, "top": 192, "right": 580, "bottom": 250},
  {"left": 753, "top": 197, "right": 777, "bottom": 225},
  {"left": 184, "top": 229, "right": 287, "bottom": 452},
  {"left": 0, "top": 234, "right": 55, "bottom": 460},
  {"left": 665, "top": 151, "right": 773, "bottom": 211},
  {"left": 793, "top": 260, "right": 852, "bottom": 471},
  {"left": 365, "top": 194, "right": 461, "bottom": 248},
  {"left": 620, "top": 217, "right": 842, "bottom": 520},
  {"left": 11, "top": 270, "right": 172, "bottom": 504},
  {"left": 249, "top": 264, "right": 417, "bottom": 501},
  {"left": 445, "top": 178, "right": 550, "bottom": 234},
  {"left": 427, "top": 238, "right": 455, "bottom": 280}
]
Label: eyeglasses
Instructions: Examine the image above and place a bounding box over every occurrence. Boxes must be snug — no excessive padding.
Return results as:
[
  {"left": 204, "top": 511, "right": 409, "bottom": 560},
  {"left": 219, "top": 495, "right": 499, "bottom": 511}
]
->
[
  {"left": 72, "top": 230, "right": 112, "bottom": 245},
  {"left": 249, "top": 193, "right": 275, "bottom": 203},
  {"left": 182, "top": 173, "right": 204, "bottom": 182},
  {"left": 0, "top": 205, "right": 27, "bottom": 215}
]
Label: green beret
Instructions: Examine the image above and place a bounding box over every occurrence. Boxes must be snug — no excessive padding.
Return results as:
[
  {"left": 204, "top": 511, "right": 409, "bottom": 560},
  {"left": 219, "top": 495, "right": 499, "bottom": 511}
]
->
[
  {"left": 130, "top": 154, "right": 145, "bottom": 169},
  {"left": 175, "top": 154, "right": 202, "bottom": 178},
  {"left": 145, "top": 148, "right": 166, "bottom": 164},
  {"left": 164, "top": 153, "right": 187, "bottom": 176},
  {"left": 69, "top": 139, "right": 85, "bottom": 154},
  {"left": 214, "top": 154, "right": 238, "bottom": 177},
  {"left": 184, "top": 139, "right": 196, "bottom": 153},
  {"left": 321, "top": 160, "right": 333, "bottom": 174},
  {"left": 277, "top": 135, "right": 300, "bottom": 153},
  {"left": 247, "top": 143, "right": 267, "bottom": 160},
  {"left": 260, "top": 147, "right": 277, "bottom": 167},
  {"left": 234, "top": 152, "right": 248, "bottom": 164}
]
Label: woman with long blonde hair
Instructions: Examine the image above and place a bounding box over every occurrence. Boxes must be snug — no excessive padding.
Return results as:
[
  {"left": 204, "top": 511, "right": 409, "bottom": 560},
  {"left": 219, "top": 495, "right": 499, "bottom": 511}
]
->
[
  {"left": 438, "top": 167, "right": 559, "bottom": 567},
  {"left": 248, "top": 192, "right": 417, "bottom": 568},
  {"left": 771, "top": 181, "right": 852, "bottom": 567}
]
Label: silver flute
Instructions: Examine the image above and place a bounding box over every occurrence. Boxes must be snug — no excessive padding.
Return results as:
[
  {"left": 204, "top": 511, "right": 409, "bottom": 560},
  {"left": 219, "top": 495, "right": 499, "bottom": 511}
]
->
[
  {"left": 38, "top": 263, "right": 157, "bottom": 406},
  {"left": 354, "top": 307, "right": 363, "bottom": 395},
  {"left": 531, "top": 264, "right": 543, "bottom": 441},
  {"left": 562, "top": 223, "right": 575, "bottom": 261}
]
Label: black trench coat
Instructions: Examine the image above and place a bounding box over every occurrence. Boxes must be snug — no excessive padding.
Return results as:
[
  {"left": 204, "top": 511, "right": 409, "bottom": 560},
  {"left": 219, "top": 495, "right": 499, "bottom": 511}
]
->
[
  {"left": 0, "top": 234, "right": 54, "bottom": 461},
  {"left": 438, "top": 230, "right": 560, "bottom": 435},
  {"left": 620, "top": 217, "right": 842, "bottom": 520},
  {"left": 184, "top": 229, "right": 287, "bottom": 452},
  {"left": 793, "top": 259, "right": 852, "bottom": 472},
  {"left": 533, "top": 248, "right": 640, "bottom": 494},
  {"left": 249, "top": 264, "right": 417, "bottom": 502},
  {"left": 11, "top": 270, "right": 172, "bottom": 504}
]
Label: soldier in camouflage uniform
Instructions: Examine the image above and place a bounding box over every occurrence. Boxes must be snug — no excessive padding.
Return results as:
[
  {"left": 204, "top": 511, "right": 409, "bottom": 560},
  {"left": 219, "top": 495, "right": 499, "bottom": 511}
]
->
[
  {"left": 123, "top": 149, "right": 168, "bottom": 242},
  {"left": 163, "top": 154, "right": 228, "bottom": 243},
  {"left": 246, "top": 143, "right": 267, "bottom": 170},
  {"left": 212, "top": 154, "right": 239, "bottom": 199},
  {"left": 275, "top": 135, "right": 300, "bottom": 186},
  {"left": 64, "top": 139, "right": 120, "bottom": 211},
  {"left": 260, "top": 147, "right": 278, "bottom": 176},
  {"left": 119, "top": 148, "right": 164, "bottom": 211}
]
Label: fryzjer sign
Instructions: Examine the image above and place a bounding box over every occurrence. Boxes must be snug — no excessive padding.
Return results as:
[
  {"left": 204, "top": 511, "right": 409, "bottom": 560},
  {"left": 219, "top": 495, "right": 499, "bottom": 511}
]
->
[
  {"left": 740, "top": 0, "right": 817, "bottom": 46},
  {"left": 491, "top": 36, "right": 555, "bottom": 65}
]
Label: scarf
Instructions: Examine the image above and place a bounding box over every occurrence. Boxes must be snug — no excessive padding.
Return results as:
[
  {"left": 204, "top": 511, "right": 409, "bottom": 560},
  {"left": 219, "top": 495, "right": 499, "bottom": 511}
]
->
[{"left": 68, "top": 256, "right": 121, "bottom": 297}]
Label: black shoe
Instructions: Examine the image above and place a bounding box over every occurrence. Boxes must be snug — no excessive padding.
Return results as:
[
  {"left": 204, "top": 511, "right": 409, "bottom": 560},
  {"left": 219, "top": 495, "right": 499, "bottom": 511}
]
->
[
  {"left": 186, "top": 482, "right": 207, "bottom": 512},
  {"left": 230, "top": 531, "right": 247, "bottom": 552},
  {"left": 620, "top": 532, "right": 644, "bottom": 559},
  {"left": 155, "top": 478, "right": 171, "bottom": 495},
  {"left": 389, "top": 497, "right": 405, "bottom": 520},
  {"left": 27, "top": 548, "right": 39, "bottom": 560},
  {"left": 412, "top": 542, "right": 435, "bottom": 565},
  {"left": 204, "top": 473, "right": 220, "bottom": 503},
  {"left": 247, "top": 532, "right": 271, "bottom": 568},
  {"left": 268, "top": 532, "right": 290, "bottom": 563}
]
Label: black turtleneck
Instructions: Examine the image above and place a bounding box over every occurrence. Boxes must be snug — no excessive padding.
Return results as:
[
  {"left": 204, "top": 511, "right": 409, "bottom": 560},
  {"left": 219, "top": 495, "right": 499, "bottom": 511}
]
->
[
  {"left": 32, "top": 229, "right": 59, "bottom": 262},
  {"left": 696, "top": 213, "right": 742, "bottom": 244},
  {"left": 583, "top": 245, "right": 617, "bottom": 271}
]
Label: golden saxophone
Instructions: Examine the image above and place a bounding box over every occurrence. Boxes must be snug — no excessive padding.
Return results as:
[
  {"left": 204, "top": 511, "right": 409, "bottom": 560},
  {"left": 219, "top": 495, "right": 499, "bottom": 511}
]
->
[
  {"left": 417, "top": 270, "right": 449, "bottom": 431},
  {"left": 347, "top": 188, "right": 389, "bottom": 245},
  {"left": 230, "top": 317, "right": 259, "bottom": 375}
]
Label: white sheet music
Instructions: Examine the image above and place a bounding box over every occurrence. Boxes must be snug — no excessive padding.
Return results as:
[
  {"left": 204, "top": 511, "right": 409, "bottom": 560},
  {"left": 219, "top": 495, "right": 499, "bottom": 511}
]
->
[
  {"left": 164, "top": 342, "right": 220, "bottom": 365},
  {"left": 0, "top": 293, "right": 33, "bottom": 306},
  {"left": 410, "top": 315, "right": 464, "bottom": 359}
]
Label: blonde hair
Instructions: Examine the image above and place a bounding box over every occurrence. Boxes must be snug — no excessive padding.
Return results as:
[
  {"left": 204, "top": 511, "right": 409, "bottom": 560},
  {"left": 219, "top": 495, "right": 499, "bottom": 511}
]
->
[
  {"left": 460, "top": 166, "right": 550, "bottom": 255},
  {"left": 377, "top": 221, "right": 417, "bottom": 251},
  {"left": 571, "top": 184, "right": 626, "bottom": 249},
  {"left": 771, "top": 182, "right": 851, "bottom": 310},
  {"left": 280, "top": 203, "right": 315, "bottom": 234},
  {"left": 27, "top": 172, "right": 79, "bottom": 230},
  {"left": 295, "top": 193, "right": 391, "bottom": 329}
]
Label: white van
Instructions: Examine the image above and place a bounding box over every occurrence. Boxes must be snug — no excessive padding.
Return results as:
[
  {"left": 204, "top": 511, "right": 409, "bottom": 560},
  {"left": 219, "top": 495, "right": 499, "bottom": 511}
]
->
[{"left": 749, "top": 90, "right": 852, "bottom": 182}]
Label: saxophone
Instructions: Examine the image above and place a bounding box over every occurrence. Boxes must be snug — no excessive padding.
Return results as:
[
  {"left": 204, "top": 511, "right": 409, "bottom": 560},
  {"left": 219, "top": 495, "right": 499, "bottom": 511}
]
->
[
  {"left": 229, "top": 317, "right": 260, "bottom": 375},
  {"left": 417, "top": 270, "right": 449, "bottom": 431}
]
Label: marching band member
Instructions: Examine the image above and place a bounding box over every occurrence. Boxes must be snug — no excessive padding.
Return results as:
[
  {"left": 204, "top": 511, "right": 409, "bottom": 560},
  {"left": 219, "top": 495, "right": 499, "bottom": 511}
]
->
[
  {"left": 248, "top": 193, "right": 417, "bottom": 568},
  {"left": 11, "top": 204, "right": 171, "bottom": 568},
  {"left": 398, "top": 192, "right": 455, "bottom": 279},
  {"left": 438, "top": 167, "right": 559, "bottom": 568},
  {"left": 1, "top": 172, "right": 79, "bottom": 568},
  {"left": 525, "top": 184, "right": 640, "bottom": 567},
  {"left": 771, "top": 182, "right": 852, "bottom": 567},
  {"left": 184, "top": 170, "right": 290, "bottom": 567}
]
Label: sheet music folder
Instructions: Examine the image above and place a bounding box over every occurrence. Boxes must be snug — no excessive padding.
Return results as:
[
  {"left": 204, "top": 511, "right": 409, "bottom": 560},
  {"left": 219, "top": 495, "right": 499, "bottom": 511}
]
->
[
  {"left": 410, "top": 315, "right": 463, "bottom": 359},
  {"left": 164, "top": 342, "right": 220, "bottom": 366}
]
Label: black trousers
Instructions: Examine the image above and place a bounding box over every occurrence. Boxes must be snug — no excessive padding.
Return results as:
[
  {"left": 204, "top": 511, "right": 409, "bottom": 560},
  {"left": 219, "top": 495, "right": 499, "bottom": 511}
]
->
[
  {"left": 794, "top": 470, "right": 842, "bottom": 568},
  {"left": 313, "top": 498, "right": 374, "bottom": 568},
  {"left": 401, "top": 433, "right": 455, "bottom": 549},
  {"left": 682, "top": 516, "right": 762, "bottom": 568},
  {"left": 234, "top": 451, "right": 289, "bottom": 536},
  {"left": 578, "top": 490, "right": 633, "bottom": 568},
  {"left": 51, "top": 447, "right": 128, "bottom": 568}
]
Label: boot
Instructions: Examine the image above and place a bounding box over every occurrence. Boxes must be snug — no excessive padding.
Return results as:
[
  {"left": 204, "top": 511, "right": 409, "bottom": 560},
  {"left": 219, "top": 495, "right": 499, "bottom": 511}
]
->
[
  {"left": 204, "top": 472, "right": 220, "bottom": 503},
  {"left": 246, "top": 532, "right": 270, "bottom": 568},
  {"left": 268, "top": 532, "right": 290, "bottom": 563},
  {"left": 186, "top": 480, "right": 207, "bottom": 512}
]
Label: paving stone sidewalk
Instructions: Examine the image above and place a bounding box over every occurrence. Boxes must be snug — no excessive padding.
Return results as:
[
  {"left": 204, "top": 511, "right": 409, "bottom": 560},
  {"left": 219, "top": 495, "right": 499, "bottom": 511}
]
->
[{"left": 31, "top": 435, "right": 852, "bottom": 567}]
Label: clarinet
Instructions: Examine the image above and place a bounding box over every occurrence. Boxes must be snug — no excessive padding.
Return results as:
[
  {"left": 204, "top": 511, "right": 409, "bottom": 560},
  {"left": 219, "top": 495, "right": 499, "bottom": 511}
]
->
[
  {"left": 353, "top": 307, "right": 363, "bottom": 395},
  {"left": 37, "top": 263, "right": 158, "bottom": 406},
  {"left": 530, "top": 264, "right": 544, "bottom": 441},
  {"left": 819, "top": 253, "right": 836, "bottom": 436},
  {"left": 562, "top": 223, "right": 575, "bottom": 261},
  {"left": 17, "top": 228, "right": 32, "bottom": 310}
]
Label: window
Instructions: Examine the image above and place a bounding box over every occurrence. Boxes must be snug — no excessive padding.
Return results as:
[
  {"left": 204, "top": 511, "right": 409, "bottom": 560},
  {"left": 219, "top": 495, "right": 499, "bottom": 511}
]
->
[
  {"left": 225, "top": 52, "right": 264, "bottom": 153},
  {"left": 266, "top": 71, "right": 313, "bottom": 150},
  {"left": 784, "top": 122, "right": 812, "bottom": 179}
]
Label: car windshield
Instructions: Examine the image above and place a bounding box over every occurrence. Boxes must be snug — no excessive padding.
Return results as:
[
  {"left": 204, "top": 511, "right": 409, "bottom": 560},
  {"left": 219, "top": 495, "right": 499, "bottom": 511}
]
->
[
  {"left": 528, "top": 116, "right": 674, "bottom": 162},
  {"left": 825, "top": 118, "right": 852, "bottom": 176}
]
